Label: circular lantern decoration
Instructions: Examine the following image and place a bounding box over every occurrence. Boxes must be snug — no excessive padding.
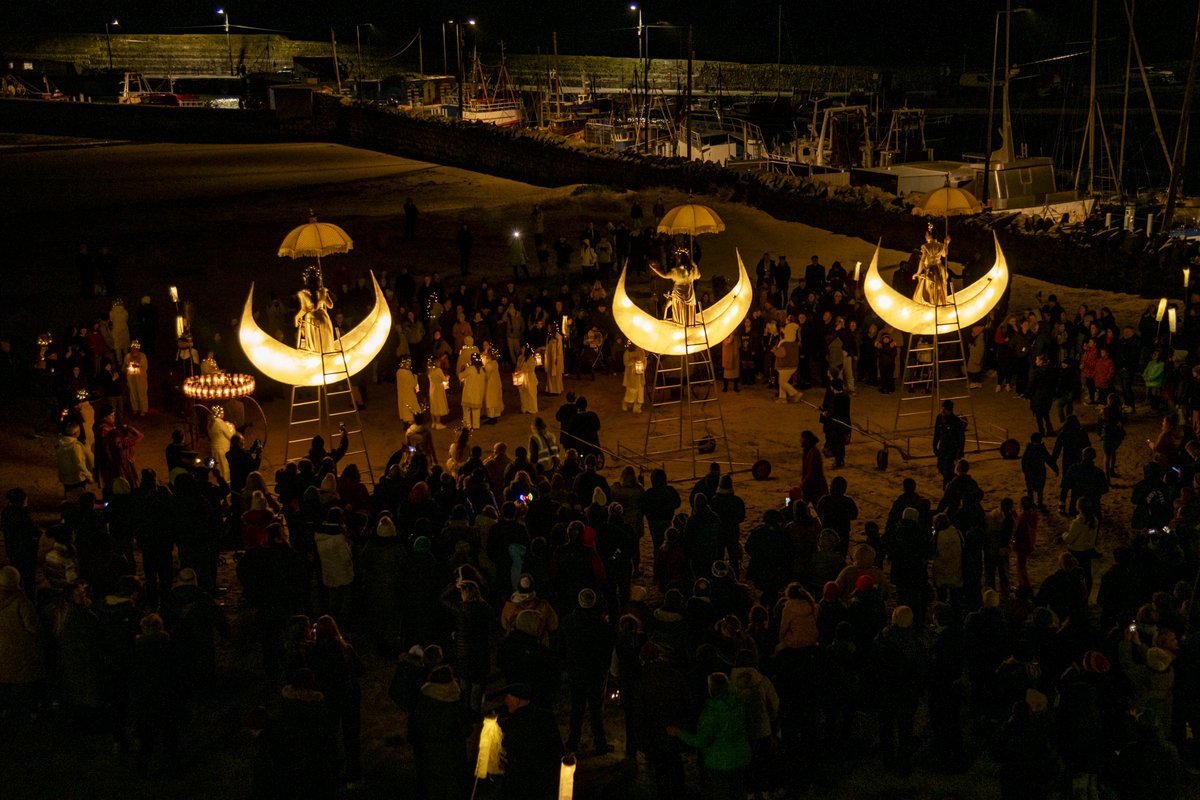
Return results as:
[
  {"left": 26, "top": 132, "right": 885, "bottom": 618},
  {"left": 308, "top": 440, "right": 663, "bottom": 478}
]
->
[{"left": 183, "top": 372, "right": 256, "bottom": 401}]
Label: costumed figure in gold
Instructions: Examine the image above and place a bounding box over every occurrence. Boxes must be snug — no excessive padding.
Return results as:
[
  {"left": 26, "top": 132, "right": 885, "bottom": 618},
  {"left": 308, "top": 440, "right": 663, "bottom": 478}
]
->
[
  {"left": 295, "top": 265, "right": 335, "bottom": 352},
  {"left": 915, "top": 224, "right": 951, "bottom": 305},
  {"left": 650, "top": 252, "right": 702, "bottom": 324}
]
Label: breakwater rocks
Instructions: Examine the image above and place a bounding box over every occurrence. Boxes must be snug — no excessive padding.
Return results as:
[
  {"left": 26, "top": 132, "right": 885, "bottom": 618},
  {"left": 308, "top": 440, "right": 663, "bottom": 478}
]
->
[{"left": 337, "top": 102, "right": 1197, "bottom": 297}]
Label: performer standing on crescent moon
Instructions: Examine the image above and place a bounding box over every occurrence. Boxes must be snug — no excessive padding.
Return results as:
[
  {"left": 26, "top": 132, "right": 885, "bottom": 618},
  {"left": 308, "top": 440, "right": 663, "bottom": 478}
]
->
[
  {"left": 915, "top": 224, "right": 951, "bottom": 305},
  {"left": 295, "top": 265, "right": 336, "bottom": 352},
  {"left": 649, "top": 251, "right": 702, "bottom": 325}
]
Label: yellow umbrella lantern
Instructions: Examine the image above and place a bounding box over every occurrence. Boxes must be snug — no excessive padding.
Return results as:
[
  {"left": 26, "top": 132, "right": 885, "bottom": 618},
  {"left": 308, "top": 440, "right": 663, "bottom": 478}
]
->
[{"left": 278, "top": 212, "right": 354, "bottom": 266}]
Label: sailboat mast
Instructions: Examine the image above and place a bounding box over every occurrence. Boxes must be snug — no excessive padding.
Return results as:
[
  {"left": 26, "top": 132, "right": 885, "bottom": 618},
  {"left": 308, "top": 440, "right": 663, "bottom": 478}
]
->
[
  {"left": 1088, "top": 0, "right": 1097, "bottom": 195},
  {"left": 1162, "top": 0, "right": 1200, "bottom": 231}
]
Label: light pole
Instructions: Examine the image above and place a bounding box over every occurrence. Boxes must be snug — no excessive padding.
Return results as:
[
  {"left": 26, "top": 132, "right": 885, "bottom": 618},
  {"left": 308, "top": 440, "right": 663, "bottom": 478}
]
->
[
  {"left": 216, "top": 8, "right": 234, "bottom": 76},
  {"left": 982, "top": 3, "right": 1031, "bottom": 209},
  {"left": 105, "top": 19, "right": 119, "bottom": 71},
  {"left": 629, "top": 4, "right": 644, "bottom": 150},
  {"left": 355, "top": 22, "right": 372, "bottom": 100},
  {"left": 450, "top": 19, "right": 475, "bottom": 120}
]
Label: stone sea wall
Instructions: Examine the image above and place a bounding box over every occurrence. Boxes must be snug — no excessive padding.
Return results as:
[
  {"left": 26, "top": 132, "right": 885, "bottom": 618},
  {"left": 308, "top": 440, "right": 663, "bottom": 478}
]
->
[{"left": 0, "top": 92, "right": 1193, "bottom": 295}]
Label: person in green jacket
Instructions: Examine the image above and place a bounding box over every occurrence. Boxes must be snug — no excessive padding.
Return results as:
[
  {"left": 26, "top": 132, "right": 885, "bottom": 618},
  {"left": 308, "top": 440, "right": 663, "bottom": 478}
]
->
[
  {"left": 1142, "top": 348, "right": 1166, "bottom": 412},
  {"left": 667, "top": 672, "right": 751, "bottom": 800}
]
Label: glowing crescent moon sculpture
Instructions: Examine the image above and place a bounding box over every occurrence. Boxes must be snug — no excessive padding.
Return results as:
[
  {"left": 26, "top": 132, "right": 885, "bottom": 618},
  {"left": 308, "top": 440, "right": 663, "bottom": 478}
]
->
[
  {"left": 864, "top": 231, "right": 1009, "bottom": 336},
  {"left": 239, "top": 271, "right": 392, "bottom": 386},
  {"left": 614, "top": 249, "right": 753, "bottom": 356}
]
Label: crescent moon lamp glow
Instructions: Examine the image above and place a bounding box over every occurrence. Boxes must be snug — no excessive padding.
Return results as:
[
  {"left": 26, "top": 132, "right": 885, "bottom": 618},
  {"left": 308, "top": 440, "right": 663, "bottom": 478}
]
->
[
  {"left": 613, "top": 249, "right": 752, "bottom": 356},
  {"left": 864, "top": 231, "right": 1009, "bottom": 336},
  {"left": 239, "top": 271, "right": 392, "bottom": 386}
]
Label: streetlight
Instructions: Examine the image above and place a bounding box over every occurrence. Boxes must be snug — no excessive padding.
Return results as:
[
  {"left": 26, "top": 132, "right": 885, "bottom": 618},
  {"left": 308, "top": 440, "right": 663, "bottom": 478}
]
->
[
  {"left": 105, "top": 19, "right": 119, "bottom": 71},
  {"left": 449, "top": 19, "right": 475, "bottom": 120},
  {"left": 217, "top": 8, "right": 233, "bottom": 76},
  {"left": 981, "top": 3, "right": 1031, "bottom": 209},
  {"left": 355, "top": 22, "right": 373, "bottom": 100},
  {"left": 629, "top": 4, "right": 644, "bottom": 151}
]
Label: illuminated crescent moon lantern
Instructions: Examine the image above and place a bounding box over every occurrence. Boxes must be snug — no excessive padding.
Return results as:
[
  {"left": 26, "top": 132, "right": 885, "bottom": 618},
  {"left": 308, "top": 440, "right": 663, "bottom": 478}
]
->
[
  {"left": 614, "top": 249, "right": 752, "bottom": 356},
  {"left": 239, "top": 271, "right": 392, "bottom": 386},
  {"left": 864, "top": 231, "right": 1009, "bottom": 336}
]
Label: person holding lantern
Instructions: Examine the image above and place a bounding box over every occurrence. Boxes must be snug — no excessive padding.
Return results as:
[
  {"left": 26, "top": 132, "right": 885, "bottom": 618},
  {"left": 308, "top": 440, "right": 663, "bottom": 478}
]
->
[
  {"left": 483, "top": 347, "right": 504, "bottom": 424},
  {"left": 516, "top": 344, "right": 539, "bottom": 414},
  {"left": 460, "top": 352, "right": 487, "bottom": 430},
  {"left": 123, "top": 340, "right": 149, "bottom": 416},
  {"left": 544, "top": 323, "right": 565, "bottom": 396},
  {"left": 622, "top": 341, "right": 646, "bottom": 414},
  {"left": 426, "top": 357, "right": 450, "bottom": 430},
  {"left": 395, "top": 357, "right": 420, "bottom": 425}
]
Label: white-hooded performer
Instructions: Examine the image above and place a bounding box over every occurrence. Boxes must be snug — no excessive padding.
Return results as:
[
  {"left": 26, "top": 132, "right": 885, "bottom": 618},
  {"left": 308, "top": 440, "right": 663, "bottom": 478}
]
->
[
  {"left": 123, "top": 341, "right": 149, "bottom": 415},
  {"left": 516, "top": 344, "right": 539, "bottom": 414},
  {"left": 483, "top": 347, "right": 504, "bottom": 422},
  {"left": 426, "top": 358, "right": 449, "bottom": 429},
  {"left": 544, "top": 323, "right": 565, "bottom": 395},
  {"left": 460, "top": 351, "right": 486, "bottom": 429},
  {"left": 109, "top": 299, "right": 131, "bottom": 365},
  {"left": 395, "top": 357, "right": 420, "bottom": 424},
  {"left": 207, "top": 404, "right": 237, "bottom": 482},
  {"left": 622, "top": 342, "right": 646, "bottom": 413}
]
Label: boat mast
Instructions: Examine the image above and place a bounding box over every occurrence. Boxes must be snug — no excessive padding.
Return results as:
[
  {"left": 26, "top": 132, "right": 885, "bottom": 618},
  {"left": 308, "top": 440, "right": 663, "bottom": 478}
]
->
[
  {"left": 1087, "top": 0, "right": 1097, "bottom": 195},
  {"left": 1117, "top": 0, "right": 1134, "bottom": 202},
  {"left": 1162, "top": 0, "right": 1200, "bottom": 231}
]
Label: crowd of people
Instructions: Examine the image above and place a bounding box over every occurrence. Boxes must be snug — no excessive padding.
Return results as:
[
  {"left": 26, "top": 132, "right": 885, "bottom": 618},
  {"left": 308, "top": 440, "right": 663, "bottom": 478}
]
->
[{"left": 2, "top": 197, "right": 1200, "bottom": 800}]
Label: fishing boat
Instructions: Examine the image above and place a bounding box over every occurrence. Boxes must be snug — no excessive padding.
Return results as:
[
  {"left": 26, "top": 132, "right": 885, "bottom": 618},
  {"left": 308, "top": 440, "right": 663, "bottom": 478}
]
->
[{"left": 460, "top": 47, "right": 523, "bottom": 128}]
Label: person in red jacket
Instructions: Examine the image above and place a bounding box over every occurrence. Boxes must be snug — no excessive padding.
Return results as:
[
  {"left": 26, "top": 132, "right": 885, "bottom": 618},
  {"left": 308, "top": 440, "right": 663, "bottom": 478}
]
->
[
  {"left": 1011, "top": 496, "right": 1039, "bottom": 591},
  {"left": 1092, "top": 347, "right": 1116, "bottom": 406},
  {"left": 799, "top": 430, "right": 829, "bottom": 506}
]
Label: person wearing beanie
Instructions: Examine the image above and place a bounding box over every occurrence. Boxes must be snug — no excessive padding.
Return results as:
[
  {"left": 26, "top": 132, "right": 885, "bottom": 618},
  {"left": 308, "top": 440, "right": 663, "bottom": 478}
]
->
[
  {"left": 398, "top": 533, "right": 449, "bottom": 650},
  {"left": 562, "top": 583, "right": 614, "bottom": 755},
  {"left": 815, "top": 581, "right": 848, "bottom": 648},
  {"left": 359, "top": 515, "right": 406, "bottom": 657},
  {"left": 500, "top": 574, "right": 560, "bottom": 644},
  {"left": 240, "top": 489, "right": 276, "bottom": 551},
  {"left": 874, "top": 604, "right": 925, "bottom": 773}
]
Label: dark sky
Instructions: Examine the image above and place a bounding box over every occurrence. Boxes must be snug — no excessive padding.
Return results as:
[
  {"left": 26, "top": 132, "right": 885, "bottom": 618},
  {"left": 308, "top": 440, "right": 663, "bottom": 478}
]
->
[{"left": 12, "top": 0, "right": 1195, "bottom": 68}]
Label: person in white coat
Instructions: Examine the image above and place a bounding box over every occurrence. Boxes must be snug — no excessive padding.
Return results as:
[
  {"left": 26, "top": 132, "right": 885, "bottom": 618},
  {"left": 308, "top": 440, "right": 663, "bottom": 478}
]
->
[
  {"left": 427, "top": 358, "right": 450, "bottom": 429},
  {"left": 516, "top": 344, "right": 539, "bottom": 414},
  {"left": 109, "top": 298, "right": 131, "bottom": 365},
  {"left": 483, "top": 347, "right": 504, "bottom": 424},
  {"left": 207, "top": 404, "right": 237, "bottom": 482},
  {"left": 622, "top": 341, "right": 646, "bottom": 413},
  {"left": 395, "top": 357, "right": 420, "bottom": 424},
  {"left": 123, "top": 341, "right": 150, "bottom": 416},
  {"left": 544, "top": 323, "right": 565, "bottom": 396},
  {"left": 460, "top": 352, "right": 487, "bottom": 430}
]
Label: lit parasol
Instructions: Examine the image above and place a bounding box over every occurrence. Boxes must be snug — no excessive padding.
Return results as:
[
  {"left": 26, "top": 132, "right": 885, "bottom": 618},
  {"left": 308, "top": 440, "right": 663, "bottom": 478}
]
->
[
  {"left": 656, "top": 203, "right": 726, "bottom": 236},
  {"left": 656, "top": 203, "right": 725, "bottom": 264},
  {"left": 278, "top": 212, "right": 354, "bottom": 261},
  {"left": 911, "top": 186, "right": 983, "bottom": 218}
]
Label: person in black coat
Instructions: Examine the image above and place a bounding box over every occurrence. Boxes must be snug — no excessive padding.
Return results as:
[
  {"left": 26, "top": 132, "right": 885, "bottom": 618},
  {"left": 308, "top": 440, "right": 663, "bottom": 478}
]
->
[
  {"left": 562, "top": 588, "right": 615, "bottom": 755},
  {"left": 129, "top": 613, "right": 181, "bottom": 775},
  {"left": 871, "top": 606, "right": 927, "bottom": 774},
  {"left": 709, "top": 476, "right": 747, "bottom": 578},
  {"left": 409, "top": 666, "right": 470, "bottom": 800},
  {"left": 358, "top": 515, "right": 407, "bottom": 656},
  {"left": 744, "top": 510, "right": 793, "bottom": 607},
  {"left": 237, "top": 523, "right": 311, "bottom": 679},
  {"left": 400, "top": 536, "right": 449, "bottom": 649},
  {"left": 498, "top": 683, "right": 564, "bottom": 800},
  {"left": 440, "top": 578, "right": 493, "bottom": 713},
  {"left": 162, "top": 568, "right": 229, "bottom": 696},
  {"left": 251, "top": 668, "right": 339, "bottom": 800},
  {"left": 498, "top": 611, "right": 560, "bottom": 709},
  {"left": 1, "top": 488, "right": 40, "bottom": 598},
  {"left": 819, "top": 378, "right": 852, "bottom": 468},
  {"left": 309, "top": 615, "right": 364, "bottom": 787},
  {"left": 991, "top": 700, "right": 1057, "bottom": 800},
  {"left": 927, "top": 602, "right": 968, "bottom": 771}
]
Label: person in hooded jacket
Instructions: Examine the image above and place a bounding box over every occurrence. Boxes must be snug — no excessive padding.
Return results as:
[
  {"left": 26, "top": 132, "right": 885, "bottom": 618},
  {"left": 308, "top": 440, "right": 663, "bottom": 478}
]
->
[
  {"left": 816, "top": 476, "right": 859, "bottom": 559},
  {"left": 313, "top": 508, "right": 354, "bottom": 620},
  {"left": 309, "top": 615, "right": 364, "bottom": 788},
  {"left": 635, "top": 642, "right": 693, "bottom": 799},
  {"left": 669, "top": 672, "right": 752, "bottom": 800},
  {"left": 408, "top": 665, "right": 470, "bottom": 800},
  {"left": 400, "top": 536, "right": 447, "bottom": 649},
  {"left": 643, "top": 469, "right": 681, "bottom": 553},
  {"left": 709, "top": 476, "right": 747, "bottom": 576},
  {"left": 730, "top": 649, "right": 780, "bottom": 796},
  {"left": 744, "top": 510, "right": 793, "bottom": 607},
  {"left": 834, "top": 543, "right": 886, "bottom": 600}
]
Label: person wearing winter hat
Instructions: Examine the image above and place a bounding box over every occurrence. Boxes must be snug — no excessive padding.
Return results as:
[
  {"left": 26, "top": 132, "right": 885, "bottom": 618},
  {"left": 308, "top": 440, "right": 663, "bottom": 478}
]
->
[
  {"left": 562, "top": 583, "right": 613, "bottom": 755},
  {"left": 1082, "top": 650, "right": 1110, "bottom": 674},
  {"left": 500, "top": 574, "right": 559, "bottom": 643},
  {"left": 318, "top": 472, "right": 339, "bottom": 506}
]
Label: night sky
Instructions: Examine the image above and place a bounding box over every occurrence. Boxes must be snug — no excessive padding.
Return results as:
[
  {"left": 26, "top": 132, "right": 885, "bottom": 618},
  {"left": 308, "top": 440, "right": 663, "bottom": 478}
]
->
[{"left": 10, "top": 0, "right": 1195, "bottom": 68}]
